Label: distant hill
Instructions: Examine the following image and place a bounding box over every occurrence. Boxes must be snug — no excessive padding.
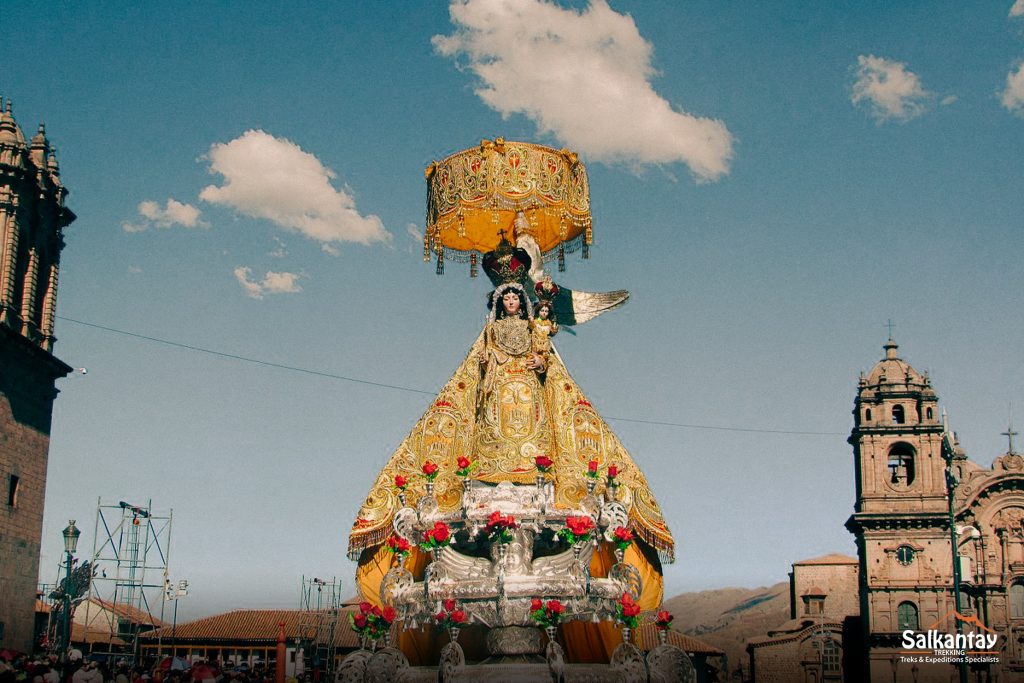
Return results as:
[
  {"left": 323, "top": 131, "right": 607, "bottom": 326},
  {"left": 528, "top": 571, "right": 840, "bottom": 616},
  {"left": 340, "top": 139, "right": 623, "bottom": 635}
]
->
[{"left": 664, "top": 582, "right": 790, "bottom": 674}]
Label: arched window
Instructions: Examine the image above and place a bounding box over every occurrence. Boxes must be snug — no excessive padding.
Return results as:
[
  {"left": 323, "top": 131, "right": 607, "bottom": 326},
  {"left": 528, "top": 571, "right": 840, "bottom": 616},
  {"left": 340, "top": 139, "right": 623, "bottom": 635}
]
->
[
  {"left": 1011, "top": 583, "right": 1024, "bottom": 619},
  {"left": 821, "top": 637, "right": 840, "bottom": 673},
  {"left": 897, "top": 601, "right": 919, "bottom": 630},
  {"left": 865, "top": 408, "right": 872, "bottom": 421},
  {"left": 892, "top": 405, "right": 905, "bottom": 424},
  {"left": 888, "top": 444, "right": 916, "bottom": 486},
  {"left": 926, "top": 407, "right": 933, "bottom": 420}
]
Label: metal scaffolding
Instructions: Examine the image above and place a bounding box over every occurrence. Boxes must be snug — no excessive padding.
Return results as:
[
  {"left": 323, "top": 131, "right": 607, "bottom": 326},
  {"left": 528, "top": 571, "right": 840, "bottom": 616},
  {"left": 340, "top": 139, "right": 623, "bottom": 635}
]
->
[
  {"left": 80, "top": 499, "right": 173, "bottom": 662},
  {"left": 297, "top": 576, "right": 344, "bottom": 676}
]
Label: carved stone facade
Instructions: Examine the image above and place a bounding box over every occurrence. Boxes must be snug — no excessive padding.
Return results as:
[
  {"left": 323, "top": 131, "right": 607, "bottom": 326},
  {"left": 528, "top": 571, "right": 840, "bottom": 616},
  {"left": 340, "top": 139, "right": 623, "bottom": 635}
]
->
[
  {"left": 0, "top": 97, "right": 73, "bottom": 652},
  {"left": 846, "top": 340, "right": 1024, "bottom": 682}
]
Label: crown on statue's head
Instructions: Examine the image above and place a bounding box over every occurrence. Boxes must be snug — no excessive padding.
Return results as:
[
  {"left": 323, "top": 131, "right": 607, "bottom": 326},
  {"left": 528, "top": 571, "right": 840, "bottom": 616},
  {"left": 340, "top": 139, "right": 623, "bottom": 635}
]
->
[{"left": 482, "top": 236, "right": 532, "bottom": 286}]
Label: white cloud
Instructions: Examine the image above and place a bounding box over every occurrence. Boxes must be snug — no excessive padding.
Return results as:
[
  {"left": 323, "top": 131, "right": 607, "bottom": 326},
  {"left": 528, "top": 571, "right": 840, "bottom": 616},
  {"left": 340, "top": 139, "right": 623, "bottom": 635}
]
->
[
  {"left": 200, "top": 130, "right": 390, "bottom": 246},
  {"left": 128, "top": 265, "right": 143, "bottom": 274},
  {"left": 122, "top": 198, "right": 207, "bottom": 232},
  {"left": 406, "top": 223, "right": 424, "bottom": 243},
  {"left": 1011, "top": 0, "right": 1024, "bottom": 18},
  {"left": 268, "top": 236, "right": 288, "bottom": 258},
  {"left": 1001, "top": 62, "right": 1024, "bottom": 116},
  {"left": 433, "top": 0, "right": 733, "bottom": 180},
  {"left": 233, "top": 266, "right": 303, "bottom": 299},
  {"left": 851, "top": 55, "right": 932, "bottom": 122}
]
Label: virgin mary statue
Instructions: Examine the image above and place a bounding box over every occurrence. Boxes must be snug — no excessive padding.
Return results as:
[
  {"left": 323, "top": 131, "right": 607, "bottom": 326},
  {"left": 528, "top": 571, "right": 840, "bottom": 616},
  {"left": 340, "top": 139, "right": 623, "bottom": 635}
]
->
[{"left": 347, "top": 239, "right": 675, "bottom": 665}]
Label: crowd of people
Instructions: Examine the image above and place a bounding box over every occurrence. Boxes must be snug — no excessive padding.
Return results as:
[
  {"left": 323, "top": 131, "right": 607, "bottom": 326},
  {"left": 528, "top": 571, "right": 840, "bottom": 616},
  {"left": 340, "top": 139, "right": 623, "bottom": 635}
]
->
[{"left": 0, "top": 655, "right": 309, "bottom": 683}]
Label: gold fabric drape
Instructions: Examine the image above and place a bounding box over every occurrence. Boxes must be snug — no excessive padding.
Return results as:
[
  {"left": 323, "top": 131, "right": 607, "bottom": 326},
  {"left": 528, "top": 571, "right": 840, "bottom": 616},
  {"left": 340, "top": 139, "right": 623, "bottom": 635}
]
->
[{"left": 348, "top": 327, "right": 674, "bottom": 665}]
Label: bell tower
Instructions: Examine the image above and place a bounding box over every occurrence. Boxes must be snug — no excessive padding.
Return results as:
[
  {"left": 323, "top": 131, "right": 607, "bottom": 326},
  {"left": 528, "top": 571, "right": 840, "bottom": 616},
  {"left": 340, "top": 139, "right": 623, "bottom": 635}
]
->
[
  {"left": 846, "top": 339, "right": 958, "bottom": 682},
  {"left": 0, "top": 97, "right": 74, "bottom": 652},
  {"left": 850, "top": 338, "right": 946, "bottom": 513}
]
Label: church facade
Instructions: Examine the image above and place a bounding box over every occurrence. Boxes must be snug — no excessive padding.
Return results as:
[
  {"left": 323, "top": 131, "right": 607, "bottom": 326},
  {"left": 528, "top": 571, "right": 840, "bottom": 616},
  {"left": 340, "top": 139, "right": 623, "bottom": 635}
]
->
[
  {"left": 846, "top": 339, "right": 1024, "bottom": 682},
  {"left": 0, "top": 98, "right": 73, "bottom": 652}
]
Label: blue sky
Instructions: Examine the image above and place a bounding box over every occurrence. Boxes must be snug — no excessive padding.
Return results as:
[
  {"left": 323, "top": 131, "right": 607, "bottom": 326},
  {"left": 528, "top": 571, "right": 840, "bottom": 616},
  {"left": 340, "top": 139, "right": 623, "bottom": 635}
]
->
[{"left": 3, "top": 1, "right": 1023, "bottom": 620}]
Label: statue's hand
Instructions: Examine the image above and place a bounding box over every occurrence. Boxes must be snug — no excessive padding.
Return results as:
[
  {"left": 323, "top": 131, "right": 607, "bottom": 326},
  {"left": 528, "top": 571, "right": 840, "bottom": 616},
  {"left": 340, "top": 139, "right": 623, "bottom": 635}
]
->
[{"left": 526, "top": 353, "right": 546, "bottom": 371}]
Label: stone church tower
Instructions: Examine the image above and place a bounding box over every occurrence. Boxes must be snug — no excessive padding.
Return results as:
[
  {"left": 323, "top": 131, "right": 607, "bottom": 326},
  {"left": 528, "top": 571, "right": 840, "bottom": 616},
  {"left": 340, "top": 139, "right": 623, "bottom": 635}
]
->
[
  {"left": 845, "top": 339, "right": 955, "bottom": 682},
  {"left": 846, "top": 339, "right": 1024, "bottom": 681},
  {"left": 0, "top": 98, "right": 74, "bottom": 652}
]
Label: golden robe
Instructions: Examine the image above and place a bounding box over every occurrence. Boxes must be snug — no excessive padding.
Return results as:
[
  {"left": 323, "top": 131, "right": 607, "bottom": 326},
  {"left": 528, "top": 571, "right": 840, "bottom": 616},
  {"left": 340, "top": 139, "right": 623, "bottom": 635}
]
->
[{"left": 348, "top": 323, "right": 675, "bottom": 663}]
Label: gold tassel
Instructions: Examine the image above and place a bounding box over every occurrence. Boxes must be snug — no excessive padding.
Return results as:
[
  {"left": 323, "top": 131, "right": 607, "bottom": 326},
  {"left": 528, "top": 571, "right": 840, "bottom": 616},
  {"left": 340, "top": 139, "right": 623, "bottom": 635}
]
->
[
  {"left": 423, "top": 233, "right": 431, "bottom": 262},
  {"left": 470, "top": 253, "right": 478, "bottom": 278},
  {"left": 436, "top": 245, "right": 445, "bottom": 275},
  {"left": 558, "top": 243, "right": 566, "bottom": 272}
]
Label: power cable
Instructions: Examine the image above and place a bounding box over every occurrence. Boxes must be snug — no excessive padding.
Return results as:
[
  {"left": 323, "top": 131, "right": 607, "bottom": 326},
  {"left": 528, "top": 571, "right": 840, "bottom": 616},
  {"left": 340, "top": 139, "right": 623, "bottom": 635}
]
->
[{"left": 56, "top": 315, "right": 845, "bottom": 436}]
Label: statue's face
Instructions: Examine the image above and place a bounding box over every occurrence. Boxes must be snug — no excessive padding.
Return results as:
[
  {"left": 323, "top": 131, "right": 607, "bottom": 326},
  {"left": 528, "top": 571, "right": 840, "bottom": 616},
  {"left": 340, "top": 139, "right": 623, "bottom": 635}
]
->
[
  {"left": 538, "top": 305, "right": 550, "bottom": 320},
  {"left": 502, "top": 291, "right": 521, "bottom": 315}
]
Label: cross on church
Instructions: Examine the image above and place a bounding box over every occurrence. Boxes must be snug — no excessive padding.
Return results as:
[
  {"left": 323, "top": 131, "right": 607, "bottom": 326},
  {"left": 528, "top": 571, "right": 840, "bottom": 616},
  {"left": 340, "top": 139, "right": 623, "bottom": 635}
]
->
[
  {"left": 1004, "top": 423, "right": 1019, "bottom": 455},
  {"left": 886, "top": 318, "right": 896, "bottom": 339}
]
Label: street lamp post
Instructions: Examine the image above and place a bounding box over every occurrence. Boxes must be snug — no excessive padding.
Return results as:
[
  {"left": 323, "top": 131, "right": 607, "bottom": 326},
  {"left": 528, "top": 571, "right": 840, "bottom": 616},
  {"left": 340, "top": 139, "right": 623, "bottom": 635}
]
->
[
  {"left": 941, "top": 415, "right": 969, "bottom": 683},
  {"left": 60, "top": 520, "right": 80, "bottom": 663}
]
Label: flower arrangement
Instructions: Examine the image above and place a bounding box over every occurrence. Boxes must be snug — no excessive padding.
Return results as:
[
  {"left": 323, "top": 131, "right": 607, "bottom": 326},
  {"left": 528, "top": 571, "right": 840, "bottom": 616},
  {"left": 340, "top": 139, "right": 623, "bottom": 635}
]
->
[
  {"left": 394, "top": 475, "right": 409, "bottom": 491},
  {"left": 610, "top": 526, "right": 633, "bottom": 551},
  {"left": 434, "top": 599, "right": 467, "bottom": 629},
  {"left": 483, "top": 511, "right": 519, "bottom": 544},
  {"left": 386, "top": 535, "right": 411, "bottom": 560},
  {"left": 559, "top": 515, "right": 596, "bottom": 545},
  {"left": 616, "top": 593, "right": 641, "bottom": 629},
  {"left": 654, "top": 610, "right": 674, "bottom": 631},
  {"left": 420, "top": 521, "right": 451, "bottom": 552},
  {"left": 586, "top": 458, "right": 600, "bottom": 479},
  {"left": 529, "top": 598, "right": 566, "bottom": 628},
  {"left": 421, "top": 461, "right": 440, "bottom": 482},
  {"left": 455, "top": 456, "right": 476, "bottom": 478},
  {"left": 535, "top": 455, "right": 553, "bottom": 473},
  {"left": 349, "top": 602, "right": 397, "bottom": 641},
  {"left": 607, "top": 463, "right": 619, "bottom": 484}
]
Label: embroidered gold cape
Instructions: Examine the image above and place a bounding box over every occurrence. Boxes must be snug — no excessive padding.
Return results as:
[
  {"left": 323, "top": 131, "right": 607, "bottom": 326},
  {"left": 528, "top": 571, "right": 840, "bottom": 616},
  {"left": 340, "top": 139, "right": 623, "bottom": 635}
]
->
[{"left": 347, "top": 332, "right": 675, "bottom": 561}]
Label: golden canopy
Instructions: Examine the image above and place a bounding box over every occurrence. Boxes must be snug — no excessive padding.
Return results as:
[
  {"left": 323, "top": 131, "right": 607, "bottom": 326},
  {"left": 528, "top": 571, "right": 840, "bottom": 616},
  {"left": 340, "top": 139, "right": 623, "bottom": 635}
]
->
[{"left": 424, "top": 138, "right": 593, "bottom": 275}]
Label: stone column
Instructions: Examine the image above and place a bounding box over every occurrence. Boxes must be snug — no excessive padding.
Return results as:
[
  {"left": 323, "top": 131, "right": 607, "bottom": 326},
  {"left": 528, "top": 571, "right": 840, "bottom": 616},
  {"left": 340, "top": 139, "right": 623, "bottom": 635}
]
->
[
  {"left": 0, "top": 191, "right": 19, "bottom": 324},
  {"left": 19, "top": 245, "right": 39, "bottom": 338},
  {"left": 40, "top": 256, "right": 59, "bottom": 352}
]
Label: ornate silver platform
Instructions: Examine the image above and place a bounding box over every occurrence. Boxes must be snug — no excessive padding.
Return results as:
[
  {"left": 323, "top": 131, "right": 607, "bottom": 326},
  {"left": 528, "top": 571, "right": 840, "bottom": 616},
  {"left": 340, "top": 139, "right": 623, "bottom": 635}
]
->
[{"left": 340, "top": 480, "right": 694, "bottom": 682}]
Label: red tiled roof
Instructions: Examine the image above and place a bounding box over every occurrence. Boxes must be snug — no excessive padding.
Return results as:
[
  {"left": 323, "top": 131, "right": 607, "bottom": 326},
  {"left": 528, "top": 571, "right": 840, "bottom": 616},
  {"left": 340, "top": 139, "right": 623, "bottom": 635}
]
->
[
  {"left": 71, "top": 623, "right": 126, "bottom": 646},
  {"left": 139, "top": 610, "right": 359, "bottom": 648},
  {"left": 88, "top": 597, "right": 168, "bottom": 627},
  {"left": 633, "top": 623, "right": 723, "bottom": 655}
]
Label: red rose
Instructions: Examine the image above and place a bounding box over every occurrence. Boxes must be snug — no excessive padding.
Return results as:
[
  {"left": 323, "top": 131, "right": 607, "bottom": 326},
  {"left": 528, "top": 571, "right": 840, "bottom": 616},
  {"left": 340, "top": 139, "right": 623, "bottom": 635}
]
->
[
  {"left": 450, "top": 610, "right": 466, "bottom": 623},
  {"left": 608, "top": 464, "right": 618, "bottom": 478},
  {"left": 488, "top": 511, "right": 502, "bottom": 525},
  {"left": 547, "top": 600, "right": 565, "bottom": 614},
  {"left": 434, "top": 611, "right": 446, "bottom": 622},
  {"left": 535, "top": 455, "right": 553, "bottom": 471},
  {"left": 383, "top": 606, "right": 397, "bottom": 622},
  {"left": 588, "top": 459, "right": 599, "bottom": 473},
  {"left": 613, "top": 526, "right": 633, "bottom": 543},
  {"left": 371, "top": 605, "right": 382, "bottom": 617},
  {"left": 432, "top": 522, "right": 450, "bottom": 543},
  {"left": 566, "top": 516, "right": 595, "bottom": 536},
  {"left": 359, "top": 602, "right": 372, "bottom": 614},
  {"left": 531, "top": 598, "right": 543, "bottom": 611},
  {"left": 353, "top": 613, "right": 367, "bottom": 628},
  {"left": 443, "top": 599, "right": 456, "bottom": 611},
  {"left": 457, "top": 456, "right": 471, "bottom": 469},
  {"left": 656, "top": 610, "right": 672, "bottom": 625},
  {"left": 422, "top": 461, "right": 439, "bottom": 476},
  {"left": 624, "top": 603, "right": 641, "bottom": 618},
  {"left": 394, "top": 475, "right": 408, "bottom": 489}
]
